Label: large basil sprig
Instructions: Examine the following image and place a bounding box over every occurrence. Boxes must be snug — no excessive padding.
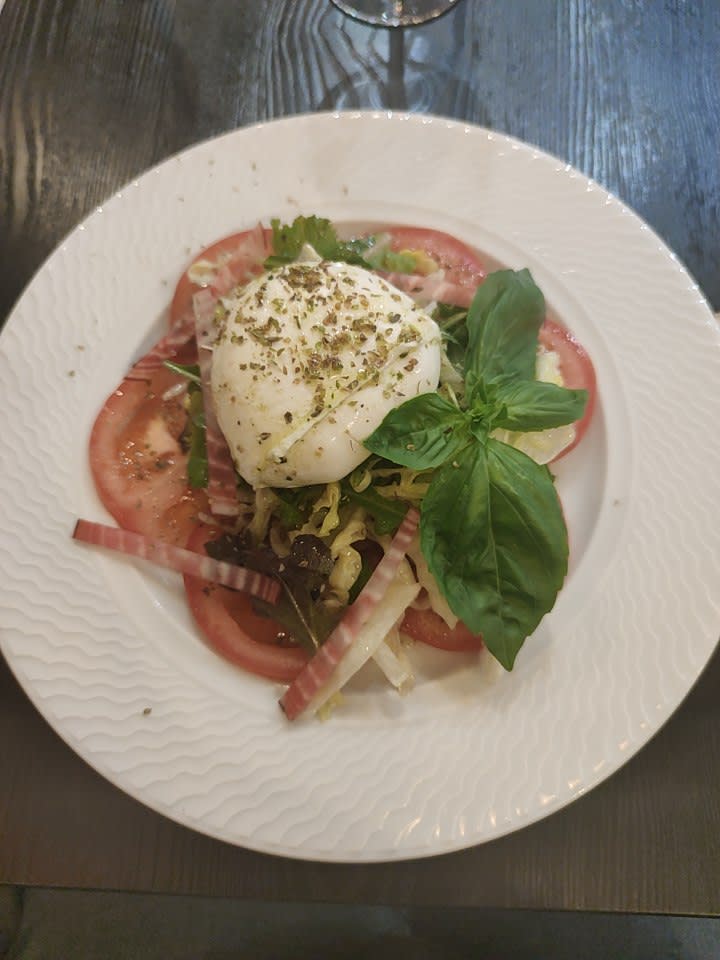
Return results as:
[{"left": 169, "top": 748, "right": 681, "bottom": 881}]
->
[
  {"left": 365, "top": 269, "right": 588, "bottom": 670},
  {"left": 420, "top": 440, "right": 569, "bottom": 669},
  {"left": 464, "top": 269, "right": 545, "bottom": 383}
]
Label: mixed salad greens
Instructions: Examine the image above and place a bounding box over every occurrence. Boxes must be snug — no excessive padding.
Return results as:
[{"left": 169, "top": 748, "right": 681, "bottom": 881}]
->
[{"left": 167, "top": 217, "right": 589, "bottom": 671}]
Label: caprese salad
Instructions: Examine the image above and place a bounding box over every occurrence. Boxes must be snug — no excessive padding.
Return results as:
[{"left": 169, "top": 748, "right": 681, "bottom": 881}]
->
[{"left": 75, "top": 217, "right": 596, "bottom": 720}]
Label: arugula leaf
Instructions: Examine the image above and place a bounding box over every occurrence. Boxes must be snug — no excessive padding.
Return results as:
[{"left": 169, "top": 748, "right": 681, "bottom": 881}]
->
[
  {"left": 162, "top": 360, "right": 208, "bottom": 488},
  {"left": 252, "top": 541, "right": 341, "bottom": 652},
  {"left": 420, "top": 439, "right": 568, "bottom": 670},
  {"left": 465, "top": 269, "right": 545, "bottom": 385},
  {"left": 264, "top": 216, "right": 370, "bottom": 268},
  {"left": 163, "top": 360, "right": 202, "bottom": 385},
  {"left": 341, "top": 481, "right": 409, "bottom": 535},
  {"left": 272, "top": 485, "right": 323, "bottom": 528},
  {"left": 491, "top": 379, "right": 588, "bottom": 432},
  {"left": 185, "top": 387, "right": 208, "bottom": 488},
  {"left": 433, "top": 302, "right": 469, "bottom": 370},
  {"left": 364, "top": 393, "right": 470, "bottom": 470}
]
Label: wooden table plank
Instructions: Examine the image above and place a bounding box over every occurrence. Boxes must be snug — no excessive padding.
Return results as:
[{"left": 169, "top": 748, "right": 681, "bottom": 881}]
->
[
  {"left": 2, "top": 0, "right": 718, "bottom": 322},
  {"left": 1, "top": 0, "right": 719, "bottom": 912}
]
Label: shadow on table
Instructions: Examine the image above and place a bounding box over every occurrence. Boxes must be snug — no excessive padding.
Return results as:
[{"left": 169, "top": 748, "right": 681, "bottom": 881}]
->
[{"left": 1, "top": 886, "right": 719, "bottom": 959}]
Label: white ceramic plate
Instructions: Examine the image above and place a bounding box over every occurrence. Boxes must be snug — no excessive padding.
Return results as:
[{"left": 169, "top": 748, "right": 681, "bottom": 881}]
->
[{"left": 1, "top": 112, "right": 719, "bottom": 863}]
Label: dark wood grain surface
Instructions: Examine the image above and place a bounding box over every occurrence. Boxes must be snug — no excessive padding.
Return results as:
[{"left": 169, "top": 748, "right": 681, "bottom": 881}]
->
[{"left": 1, "top": 0, "right": 719, "bottom": 913}]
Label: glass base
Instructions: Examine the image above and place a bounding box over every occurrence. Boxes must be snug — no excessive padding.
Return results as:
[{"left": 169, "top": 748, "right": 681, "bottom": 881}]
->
[{"left": 330, "top": 0, "right": 461, "bottom": 27}]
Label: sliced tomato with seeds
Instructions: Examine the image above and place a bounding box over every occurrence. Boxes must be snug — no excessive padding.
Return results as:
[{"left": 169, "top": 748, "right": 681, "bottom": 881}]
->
[
  {"left": 401, "top": 607, "right": 484, "bottom": 652},
  {"left": 87, "top": 219, "right": 597, "bottom": 679},
  {"left": 379, "top": 225, "right": 486, "bottom": 302},
  {"left": 539, "top": 317, "right": 597, "bottom": 458},
  {"left": 89, "top": 360, "right": 207, "bottom": 546},
  {"left": 379, "top": 227, "right": 595, "bottom": 458},
  {"left": 184, "top": 524, "right": 308, "bottom": 683}
]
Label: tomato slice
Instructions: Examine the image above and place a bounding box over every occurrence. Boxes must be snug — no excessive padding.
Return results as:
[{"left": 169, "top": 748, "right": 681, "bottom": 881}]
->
[
  {"left": 184, "top": 525, "right": 308, "bottom": 683},
  {"left": 539, "top": 318, "right": 597, "bottom": 457},
  {"left": 88, "top": 219, "right": 596, "bottom": 681},
  {"left": 401, "top": 606, "right": 484, "bottom": 652},
  {"left": 169, "top": 226, "right": 272, "bottom": 330},
  {"left": 89, "top": 360, "right": 207, "bottom": 545},
  {"left": 379, "top": 226, "right": 595, "bottom": 457},
  {"left": 380, "top": 224, "right": 485, "bottom": 292}
]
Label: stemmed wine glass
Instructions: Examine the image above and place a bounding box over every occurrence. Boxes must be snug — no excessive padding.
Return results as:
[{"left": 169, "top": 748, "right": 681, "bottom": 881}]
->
[{"left": 330, "top": 0, "right": 461, "bottom": 27}]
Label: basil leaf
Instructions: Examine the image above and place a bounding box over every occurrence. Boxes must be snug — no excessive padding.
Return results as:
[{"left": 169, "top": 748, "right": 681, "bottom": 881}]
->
[
  {"left": 420, "top": 438, "right": 568, "bottom": 670},
  {"left": 364, "top": 393, "right": 470, "bottom": 470},
  {"left": 265, "top": 216, "right": 369, "bottom": 268},
  {"left": 465, "top": 269, "right": 545, "bottom": 385},
  {"left": 491, "top": 379, "right": 588, "bottom": 432},
  {"left": 163, "top": 362, "right": 207, "bottom": 487}
]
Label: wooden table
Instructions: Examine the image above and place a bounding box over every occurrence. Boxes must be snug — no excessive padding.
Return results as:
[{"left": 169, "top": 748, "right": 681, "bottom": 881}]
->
[{"left": 1, "top": 0, "right": 719, "bottom": 915}]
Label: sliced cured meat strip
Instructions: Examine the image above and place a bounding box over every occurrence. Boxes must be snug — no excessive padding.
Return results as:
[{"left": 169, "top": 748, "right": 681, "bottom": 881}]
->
[
  {"left": 280, "top": 507, "right": 420, "bottom": 720},
  {"left": 73, "top": 519, "right": 280, "bottom": 602}
]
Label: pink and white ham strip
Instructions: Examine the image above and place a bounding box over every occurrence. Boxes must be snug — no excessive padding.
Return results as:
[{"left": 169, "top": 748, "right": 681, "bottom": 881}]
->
[
  {"left": 189, "top": 234, "right": 275, "bottom": 517},
  {"left": 279, "top": 507, "right": 420, "bottom": 721},
  {"left": 192, "top": 287, "right": 243, "bottom": 517},
  {"left": 127, "top": 223, "right": 271, "bottom": 379},
  {"left": 73, "top": 519, "right": 279, "bottom": 603},
  {"left": 125, "top": 226, "right": 273, "bottom": 515},
  {"left": 383, "top": 271, "right": 477, "bottom": 309},
  {"left": 126, "top": 314, "right": 196, "bottom": 381}
]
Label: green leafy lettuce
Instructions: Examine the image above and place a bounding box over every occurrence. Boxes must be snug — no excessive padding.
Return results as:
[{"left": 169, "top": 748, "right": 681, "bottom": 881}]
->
[
  {"left": 205, "top": 532, "right": 340, "bottom": 652},
  {"left": 264, "top": 216, "right": 418, "bottom": 274}
]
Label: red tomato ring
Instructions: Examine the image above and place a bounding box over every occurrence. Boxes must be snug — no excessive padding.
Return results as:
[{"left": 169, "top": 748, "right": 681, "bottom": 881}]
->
[
  {"left": 89, "top": 220, "right": 597, "bottom": 675},
  {"left": 379, "top": 225, "right": 486, "bottom": 288},
  {"left": 376, "top": 226, "right": 596, "bottom": 459},
  {"left": 183, "top": 524, "right": 308, "bottom": 683},
  {"left": 89, "top": 364, "right": 207, "bottom": 546},
  {"left": 539, "top": 318, "right": 597, "bottom": 458},
  {"left": 401, "top": 606, "right": 484, "bottom": 652}
]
